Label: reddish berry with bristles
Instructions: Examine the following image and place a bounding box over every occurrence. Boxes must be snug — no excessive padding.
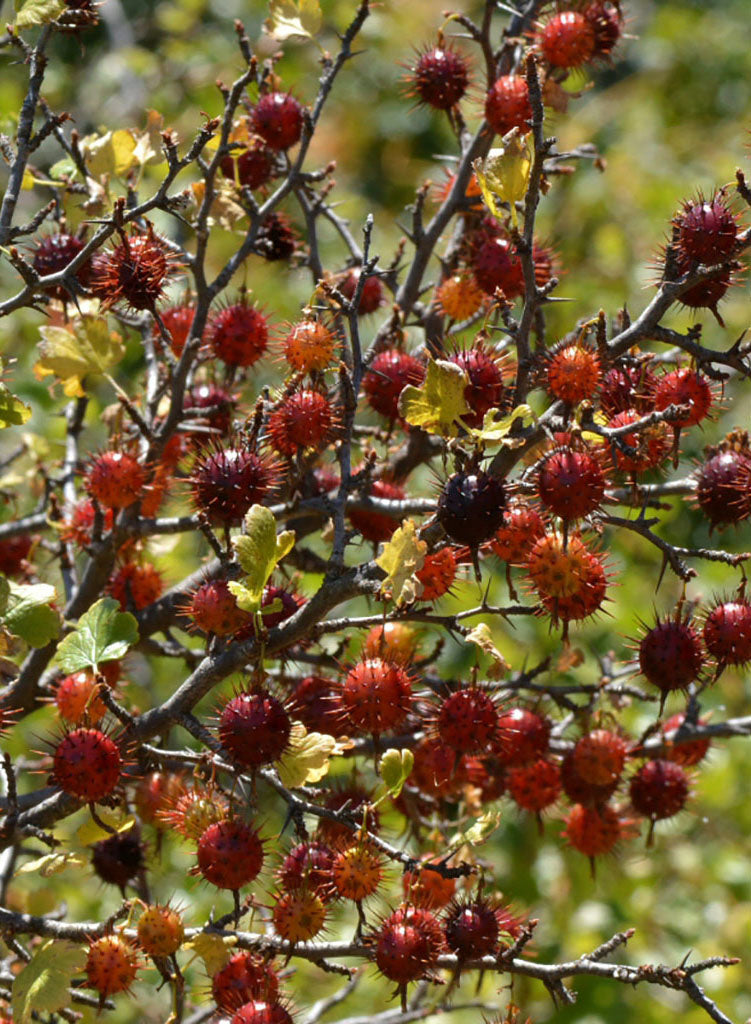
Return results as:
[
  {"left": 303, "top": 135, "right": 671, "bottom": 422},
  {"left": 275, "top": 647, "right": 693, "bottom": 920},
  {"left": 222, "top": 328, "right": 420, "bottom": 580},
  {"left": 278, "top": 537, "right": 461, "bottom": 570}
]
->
[
  {"left": 339, "top": 269, "right": 385, "bottom": 315},
  {"left": 435, "top": 687, "right": 498, "bottom": 754},
  {"left": 652, "top": 368, "right": 713, "bottom": 428},
  {"left": 560, "top": 748, "right": 619, "bottom": 805},
  {"left": 363, "top": 622, "right": 420, "bottom": 664},
  {"left": 661, "top": 712, "right": 711, "bottom": 767},
  {"left": 91, "top": 826, "right": 144, "bottom": 891},
  {"left": 208, "top": 300, "right": 269, "bottom": 367},
  {"left": 563, "top": 803, "right": 631, "bottom": 860},
  {"left": 407, "top": 42, "right": 470, "bottom": 110},
  {"left": 52, "top": 728, "right": 121, "bottom": 802},
  {"left": 267, "top": 389, "right": 335, "bottom": 455},
  {"left": 54, "top": 670, "right": 109, "bottom": 725},
  {"left": 638, "top": 615, "right": 705, "bottom": 698},
  {"left": 332, "top": 841, "right": 383, "bottom": 901},
  {"left": 572, "top": 729, "right": 628, "bottom": 787},
  {"left": 484, "top": 75, "right": 532, "bottom": 135},
  {"left": 190, "top": 445, "right": 278, "bottom": 526},
  {"left": 435, "top": 274, "right": 485, "bottom": 321},
  {"left": 85, "top": 935, "right": 140, "bottom": 999},
  {"left": 256, "top": 585, "right": 304, "bottom": 632},
  {"left": 537, "top": 10, "right": 596, "bottom": 68},
  {"left": 348, "top": 479, "right": 406, "bottom": 542},
  {"left": 437, "top": 471, "right": 507, "bottom": 547},
  {"left": 184, "top": 383, "right": 235, "bottom": 441},
  {"left": 444, "top": 897, "right": 500, "bottom": 960},
  {"left": 133, "top": 770, "right": 185, "bottom": 827},
  {"left": 287, "top": 675, "right": 344, "bottom": 737},
  {"left": 526, "top": 532, "right": 593, "bottom": 599},
  {"left": 703, "top": 599, "right": 751, "bottom": 666},
  {"left": 402, "top": 859, "right": 456, "bottom": 909},
  {"left": 232, "top": 1002, "right": 293, "bottom": 1024},
  {"left": 188, "top": 579, "right": 252, "bottom": 637},
  {"left": 0, "top": 533, "right": 32, "bottom": 575},
  {"left": 33, "top": 232, "right": 91, "bottom": 301},
  {"left": 91, "top": 225, "right": 176, "bottom": 312},
  {"left": 107, "top": 562, "right": 163, "bottom": 611},
  {"left": 583, "top": 1, "right": 624, "bottom": 57},
  {"left": 540, "top": 549, "right": 609, "bottom": 625},
  {"left": 696, "top": 450, "right": 751, "bottom": 528},
  {"left": 471, "top": 236, "right": 525, "bottom": 298},
  {"left": 545, "top": 343, "right": 601, "bottom": 405},
  {"left": 212, "top": 952, "right": 280, "bottom": 1012},
  {"left": 538, "top": 448, "right": 606, "bottom": 521},
  {"left": 676, "top": 261, "right": 732, "bottom": 321},
  {"left": 373, "top": 905, "right": 444, "bottom": 986},
  {"left": 410, "top": 736, "right": 464, "bottom": 798},
  {"left": 463, "top": 754, "right": 507, "bottom": 802},
  {"left": 156, "top": 301, "right": 196, "bottom": 356},
  {"left": 137, "top": 904, "right": 184, "bottom": 957},
  {"left": 491, "top": 504, "right": 546, "bottom": 565},
  {"left": 609, "top": 409, "right": 670, "bottom": 474},
  {"left": 220, "top": 134, "right": 274, "bottom": 190},
  {"left": 256, "top": 211, "right": 299, "bottom": 261},
  {"left": 494, "top": 708, "right": 550, "bottom": 765},
  {"left": 86, "top": 451, "right": 146, "bottom": 510},
  {"left": 507, "top": 757, "right": 561, "bottom": 812},
  {"left": 674, "top": 193, "right": 738, "bottom": 265},
  {"left": 251, "top": 92, "right": 304, "bottom": 150},
  {"left": 157, "top": 785, "right": 228, "bottom": 840},
  {"left": 630, "top": 759, "right": 690, "bottom": 821},
  {"left": 273, "top": 889, "right": 327, "bottom": 942},
  {"left": 278, "top": 841, "right": 335, "bottom": 900},
  {"left": 339, "top": 658, "right": 412, "bottom": 736},
  {"left": 599, "top": 364, "right": 656, "bottom": 417},
  {"left": 416, "top": 546, "right": 458, "bottom": 601},
  {"left": 283, "top": 319, "right": 336, "bottom": 373},
  {"left": 450, "top": 344, "right": 505, "bottom": 429},
  {"left": 196, "top": 818, "right": 264, "bottom": 890},
  {"left": 219, "top": 689, "right": 292, "bottom": 769},
  {"left": 315, "top": 784, "right": 380, "bottom": 850},
  {"left": 362, "top": 349, "right": 426, "bottom": 421}
]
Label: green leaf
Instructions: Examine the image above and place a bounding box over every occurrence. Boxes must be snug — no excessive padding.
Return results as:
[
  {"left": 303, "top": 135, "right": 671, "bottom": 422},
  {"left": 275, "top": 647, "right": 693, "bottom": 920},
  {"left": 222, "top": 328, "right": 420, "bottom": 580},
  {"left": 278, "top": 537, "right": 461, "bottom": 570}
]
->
[
  {"left": 230, "top": 505, "right": 296, "bottom": 615},
  {"left": 4, "top": 582, "right": 59, "bottom": 648},
  {"left": 379, "top": 748, "right": 414, "bottom": 798},
  {"left": 376, "top": 519, "right": 427, "bottom": 606},
  {"left": 48, "top": 156, "right": 78, "bottom": 180},
  {"left": 35, "top": 315, "right": 125, "bottom": 398},
  {"left": 15, "top": 851, "right": 85, "bottom": 878},
  {"left": 0, "top": 574, "right": 9, "bottom": 618},
  {"left": 56, "top": 597, "right": 138, "bottom": 673},
  {"left": 264, "top": 0, "right": 322, "bottom": 41},
  {"left": 451, "top": 810, "right": 503, "bottom": 848},
  {"left": 14, "top": 0, "right": 65, "bottom": 29},
  {"left": 398, "top": 358, "right": 470, "bottom": 437},
  {"left": 0, "top": 382, "right": 31, "bottom": 429},
  {"left": 12, "top": 939, "right": 86, "bottom": 1024}
]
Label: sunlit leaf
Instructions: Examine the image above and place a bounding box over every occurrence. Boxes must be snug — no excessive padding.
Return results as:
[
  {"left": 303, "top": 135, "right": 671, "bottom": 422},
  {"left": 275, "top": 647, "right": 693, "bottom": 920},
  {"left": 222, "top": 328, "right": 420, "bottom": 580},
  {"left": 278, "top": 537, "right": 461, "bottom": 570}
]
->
[
  {"left": 451, "top": 810, "right": 503, "bottom": 847},
  {"left": 16, "top": 852, "right": 85, "bottom": 878},
  {"left": 473, "top": 131, "right": 532, "bottom": 228},
  {"left": 14, "top": 0, "right": 65, "bottom": 29},
  {"left": 56, "top": 597, "right": 138, "bottom": 673},
  {"left": 4, "top": 582, "right": 59, "bottom": 648},
  {"left": 35, "top": 316, "right": 125, "bottom": 398},
  {"left": 376, "top": 519, "right": 427, "bottom": 605},
  {"left": 470, "top": 404, "right": 536, "bottom": 447},
  {"left": 264, "top": 0, "right": 322, "bottom": 41},
  {"left": 230, "top": 505, "right": 296, "bottom": 615},
  {"left": 465, "top": 622, "right": 510, "bottom": 680},
  {"left": 183, "top": 932, "right": 237, "bottom": 977},
  {"left": 277, "top": 722, "right": 345, "bottom": 788},
  {"left": 398, "top": 358, "right": 470, "bottom": 437},
  {"left": 379, "top": 747, "right": 414, "bottom": 798},
  {"left": 12, "top": 940, "right": 86, "bottom": 1024},
  {"left": 82, "top": 129, "right": 137, "bottom": 178}
]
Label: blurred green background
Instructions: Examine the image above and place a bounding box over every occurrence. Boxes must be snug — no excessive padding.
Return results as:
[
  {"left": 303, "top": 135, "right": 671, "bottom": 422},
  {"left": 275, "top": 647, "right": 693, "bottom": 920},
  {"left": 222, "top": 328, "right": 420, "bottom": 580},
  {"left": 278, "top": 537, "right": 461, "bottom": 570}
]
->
[{"left": 3, "top": 0, "right": 751, "bottom": 1022}]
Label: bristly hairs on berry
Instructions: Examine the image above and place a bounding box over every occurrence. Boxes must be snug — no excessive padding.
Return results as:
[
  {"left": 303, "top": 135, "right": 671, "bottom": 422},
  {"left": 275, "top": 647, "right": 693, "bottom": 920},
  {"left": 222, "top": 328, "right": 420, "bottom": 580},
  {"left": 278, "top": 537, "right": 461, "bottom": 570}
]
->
[{"left": 91, "top": 222, "right": 182, "bottom": 314}]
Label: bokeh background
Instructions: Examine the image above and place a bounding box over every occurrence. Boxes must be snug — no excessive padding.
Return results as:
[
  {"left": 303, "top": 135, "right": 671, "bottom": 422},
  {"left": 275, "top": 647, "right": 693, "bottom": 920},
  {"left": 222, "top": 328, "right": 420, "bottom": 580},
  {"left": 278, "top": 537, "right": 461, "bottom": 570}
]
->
[{"left": 2, "top": 0, "right": 751, "bottom": 1021}]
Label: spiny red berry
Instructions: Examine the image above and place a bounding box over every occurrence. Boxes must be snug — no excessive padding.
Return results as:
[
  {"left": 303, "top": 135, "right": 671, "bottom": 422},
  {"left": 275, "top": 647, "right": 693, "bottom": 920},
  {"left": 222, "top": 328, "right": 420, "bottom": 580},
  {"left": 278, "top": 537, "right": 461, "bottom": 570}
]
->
[
  {"left": 0, "top": 533, "right": 32, "bottom": 575},
  {"left": 599, "top": 364, "right": 656, "bottom": 417},
  {"left": 703, "top": 599, "right": 751, "bottom": 666},
  {"left": 407, "top": 42, "right": 470, "bottom": 110},
  {"left": 267, "top": 389, "right": 335, "bottom": 455},
  {"left": 188, "top": 579, "right": 251, "bottom": 637},
  {"left": 251, "top": 92, "right": 304, "bottom": 150},
  {"left": 137, "top": 904, "right": 184, "bottom": 957},
  {"left": 526, "top": 532, "right": 592, "bottom": 599},
  {"left": 157, "top": 301, "right": 196, "bottom": 356},
  {"left": 410, "top": 736, "right": 464, "bottom": 798},
  {"left": 583, "top": 1, "right": 624, "bottom": 56},
  {"left": 538, "top": 448, "right": 606, "bottom": 521},
  {"left": 107, "top": 562, "right": 163, "bottom": 611},
  {"left": 278, "top": 841, "right": 335, "bottom": 900},
  {"left": 133, "top": 770, "right": 185, "bottom": 827},
  {"left": 537, "top": 10, "right": 596, "bottom": 68},
  {"left": 435, "top": 688, "right": 498, "bottom": 754},
  {"left": 435, "top": 273, "right": 486, "bottom": 321},
  {"left": 402, "top": 858, "right": 456, "bottom": 909},
  {"left": 190, "top": 445, "right": 277, "bottom": 526},
  {"left": 91, "top": 225, "right": 176, "bottom": 312},
  {"left": 315, "top": 784, "right": 379, "bottom": 850},
  {"left": 52, "top": 728, "right": 121, "bottom": 802},
  {"left": 437, "top": 471, "right": 506, "bottom": 547},
  {"left": 86, "top": 451, "right": 146, "bottom": 510},
  {"left": 339, "top": 658, "right": 412, "bottom": 736},
  {"left": 674, "top": 193, "right": 738, "bottom": 265},
  {"left": 495, "top": 708, "right": 550, "bottom": 765},
  {"left": 450, "top": 344, "right": 505, "bottom": 428},
  {"left": 374, "top": 905, "right": 444, "bottom": 985},
  {"left": 231, "top": 1002, "right": 293, "bottom": 1024},
  {"left": 652, "top": 368, "right": 713, "bottom": 428},
  {"left": 416, "top": 546, "right": 458, "bottom": 601},
  {"left": 273, "top": 888, "right": 327, "bottom": 942},
  {"left": 85, "top": 935, "right": 140, "bottom": 998},
  {"left": 91, "top": 826, "right": 144, "bottom": 891},
  {"left": 563, "top": 803, "right": 630, "bottom": 859},
  {"left": 256, "top": 585, "right": 304, "bottom": 632},
  {"left": 609, "top": 409, "right": 670, "bottom": 474},
  {"left": 196, "top": 818, "right": 264, "bottom": 889},
  {"left": 507, "top": 757, "right": 561, "bottom": 812},
  {"left": 571, "top": 729, "right": 628, "bottom": 787},
  {"left": 348, "top": 479, "right": 406, "bottom": 542},
  {"left": 256, "top": 212, "right": 299, "bottom": 261},
  {"left": 219, "top": 689, "right": 292, "bottom": 769},
  {"left": 363, "top": 622, "right": 420, "bottom": 664},
  {"left": 638, "top": 615, "right": 705, "bottom": 697},
  {"left": 157, "top": 785, "right": 228, "bottom": 840},
  {"left": 662, "top": 712, "right": 711, "bottom": 767},
  {"left": 472, "top": 236, "right": 524, "bottom": 298},
  {"left": 33, "top": 232, "right": 91, "bottom": 300},
  {"left": 560, "top": 748, "right": 619, "bottom": 805},
  {"left": 212, "top": 952, "right": 280, "bottom": 1012},
  {"left": 283, "top": 319, "right": 336, "bottom": 373},
  {"left": 362, "top": 349, "right": 425, "bottom": 421},
  {"left": 491, "top": 504, "right": 546, "bottom": 565},
  {"left": 676, "top": 261, "right": 732, "bottom": 320},
  {"left": 696, "top": 450, "right": 751, "bottom": 528},
  {"left": 630, "top": 759, "right": 690, "bottom": 821},
  {"left": 339, "top": 269, "right": 385, "bottom": 315},
  {"left": 463, "top": 754, "right": 507, "bottom": 802},
  {"left": 540, "top": 549, "right": 608, "bottom": 624},
  {"left": 444, "top": 897, "right": 500, "bottom": 959},
  {"left": 484, "top": 75, "right": 532, "bottom": 136},
  {"left": 55, "top": 670, "right": 109, "bottom": 725},
  {"left": 332, "top": 842, "right": 383, "bottom": 901},
  {"left": 184, "top": 383, "right": 235, "bottom": 441},
  {"left": 545, "top": 343, "right": 601, "bottom": 405},
  {"left": 287, "top": 675, "right": 343, "bottom": 736},
  {"left": 223, "top": 137, "right": 274, "bottom": 190},
  {"left": 208, "top": 300, "right": 269, "bottom": 367}
]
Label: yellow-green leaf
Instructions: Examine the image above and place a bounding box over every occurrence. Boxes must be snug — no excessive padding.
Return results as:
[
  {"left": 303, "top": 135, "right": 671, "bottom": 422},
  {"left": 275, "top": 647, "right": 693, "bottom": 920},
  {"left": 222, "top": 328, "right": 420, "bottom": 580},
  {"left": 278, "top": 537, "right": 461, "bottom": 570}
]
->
[
  {"left": 230, "top": 505, "right": 296, "bottom": 615},
  {"left": 264, "top": 0, "right": 321, "bottom": 41},
  {"left": 452, "top": 810, "right": 502, "bottom": 847},
  {"left": 0, "top": 381, "right": 31, "bottom": 428},
  {"left": 473, "top": 131, "right": 532, "bottom": 228},
  {"left": 14, "top": 0, "right": 65, "bottom": 29},
  {"left": 471, "top": 404, "right": 536, "bottom": 447},
  {"left": 183, "top": 932, "right": 237, "bottom": 977},
  {"left": 277, "top": 722, "right": 341, "bottom": 788},
  {"left": 35, "top": 315, "right": 125, "bottom": 397},
  {"left": 376, "top": 519, "right": 427, "bottom": 606},
  {"left": 12, "top": 940, "right": 86, "bottom": 1024},
  {"left": 465, "top": 622, "right": 509, "bottom": 680},
  {"left": 83, "top": 129, "right": 137, "bottom": 178},
  {"left": 398, "top": 358, "right": 470, "bottom": 437},
  {"left": 75, "top": 813, "right": 136, "bottom": 847},
  {"left": 3, "top": 581, "right": 59, "bottom": 648},
  {"left": 16, "top": 852, "right": 85, "bottom": 878},
  {"left": 379, "top": 747, "right": 414, "bottom": 798}
]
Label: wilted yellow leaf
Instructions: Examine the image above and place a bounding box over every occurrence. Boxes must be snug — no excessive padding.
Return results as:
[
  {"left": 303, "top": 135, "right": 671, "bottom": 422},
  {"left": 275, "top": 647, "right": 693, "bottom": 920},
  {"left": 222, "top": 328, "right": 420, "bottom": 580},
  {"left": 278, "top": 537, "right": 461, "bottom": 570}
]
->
[
  {"left": 277, "top": 722, "right": 344, "bottom": 788},
  {"left": 183, "top": 932, "right": 237, "bottom": 977},
  {"left": 14, "top": 0, "right": 64, "bottom": 29},
  {"left": 465, "top": 622, "right": 510, "bottom": 680},
  {"left": 264, "top": 0, "right": 321, "bottom": 41},
  {"left": 35, "top": 315, "right": 125, "bottom": 397},
  {"left": 15, "top": 852, "right": 85, "bottom": 878},
  {"left": 473, "top": 130, "right": 532, "bottom": 228},
  {"left": 83, "top": 129, "right": 137, "bottom": 178},
  {"left": 376, "top": 519, "right": 427, "bottom": 605},
  {"left": 398, "top": 358, "right": 470, "bottom": 437}
]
